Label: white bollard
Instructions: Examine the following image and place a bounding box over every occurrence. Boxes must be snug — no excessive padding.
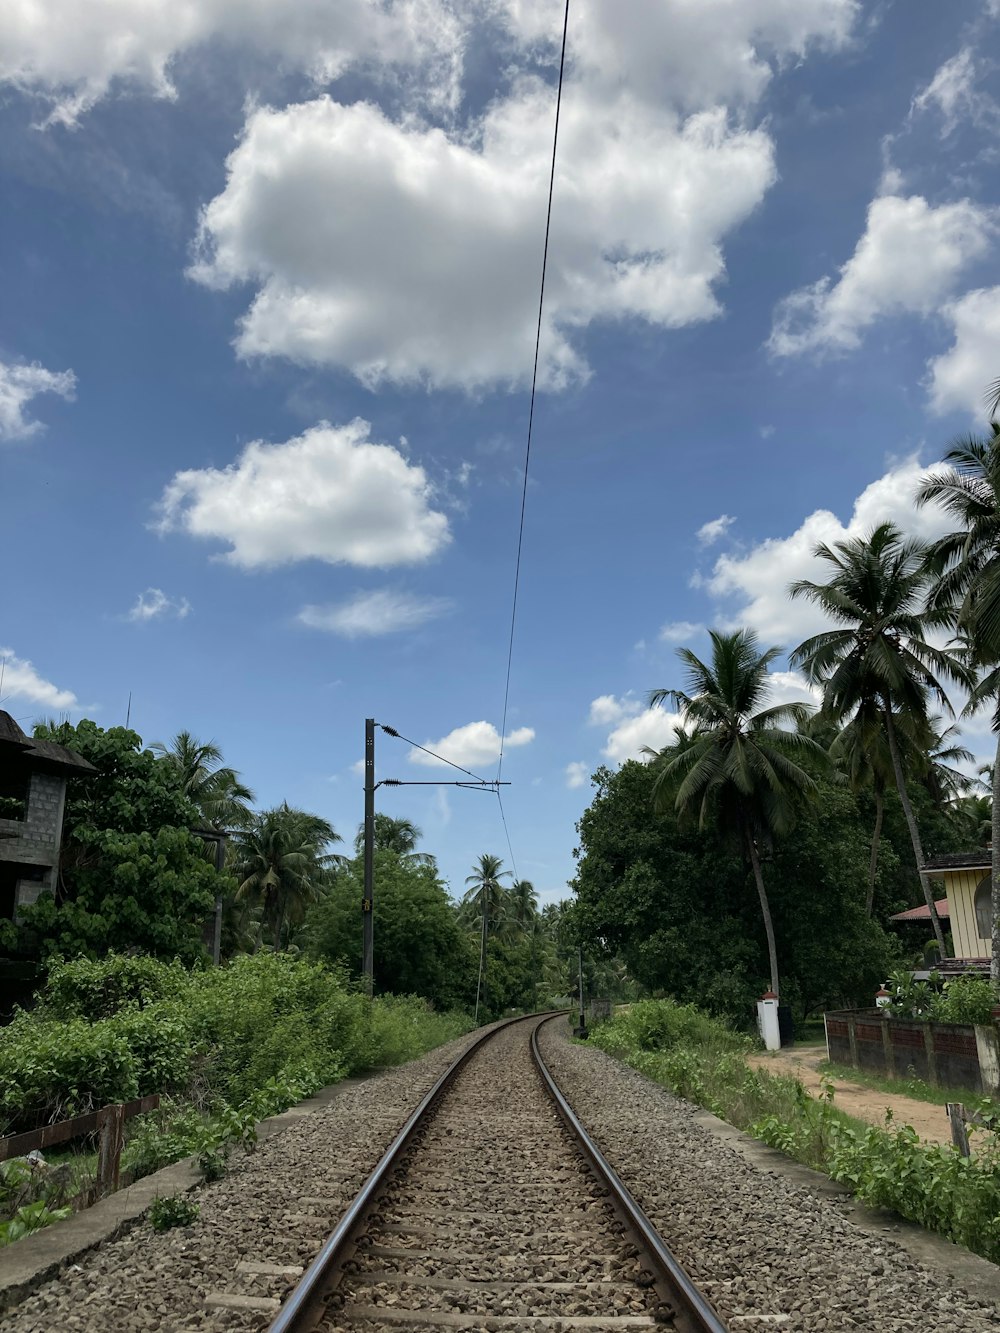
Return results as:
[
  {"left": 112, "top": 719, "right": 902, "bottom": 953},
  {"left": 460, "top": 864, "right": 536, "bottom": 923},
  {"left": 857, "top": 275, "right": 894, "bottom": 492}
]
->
[{"left": 756, "top": 990, "right": 781, "bottom": 1051}]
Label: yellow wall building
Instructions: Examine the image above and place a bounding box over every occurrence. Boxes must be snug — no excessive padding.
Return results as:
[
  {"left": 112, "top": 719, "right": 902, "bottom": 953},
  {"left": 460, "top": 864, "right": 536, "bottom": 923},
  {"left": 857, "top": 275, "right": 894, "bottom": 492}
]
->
[{"left": 924, "top": 853, "right": 992, "bottom": 962}]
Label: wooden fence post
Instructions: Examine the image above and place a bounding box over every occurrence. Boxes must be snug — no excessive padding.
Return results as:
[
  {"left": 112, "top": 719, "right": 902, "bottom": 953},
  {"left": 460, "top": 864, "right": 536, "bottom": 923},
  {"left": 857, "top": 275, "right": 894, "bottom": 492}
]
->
[
  {"left": 947, "top": 1103, "right": 971, "bottom": 1157},
  {"left": 96, "top": 1103, "right": 126, "bottom": 1198}
]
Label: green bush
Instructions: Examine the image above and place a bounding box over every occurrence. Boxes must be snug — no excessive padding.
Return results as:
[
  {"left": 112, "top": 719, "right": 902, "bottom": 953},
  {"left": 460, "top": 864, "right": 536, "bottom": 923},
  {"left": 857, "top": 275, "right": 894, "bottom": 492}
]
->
[
  {"left": 0, "top": 1014, "right": 139, "bottom": 1132},
  {"left": 42, "top": 954, "right": 192, "bottom": 1020}
]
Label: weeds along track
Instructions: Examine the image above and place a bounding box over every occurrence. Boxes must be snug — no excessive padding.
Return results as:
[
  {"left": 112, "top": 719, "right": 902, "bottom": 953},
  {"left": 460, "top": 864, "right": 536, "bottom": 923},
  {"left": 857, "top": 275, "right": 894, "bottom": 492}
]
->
[{"left": 269, "top": 1014, "right": 726, "bottom": 1333}]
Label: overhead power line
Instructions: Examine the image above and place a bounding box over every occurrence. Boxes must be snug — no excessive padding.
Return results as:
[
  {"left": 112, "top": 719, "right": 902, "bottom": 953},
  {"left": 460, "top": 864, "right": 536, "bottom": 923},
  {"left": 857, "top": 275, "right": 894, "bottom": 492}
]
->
[{"left": 496, "top": 0, "right": 571, "bottom": 785}]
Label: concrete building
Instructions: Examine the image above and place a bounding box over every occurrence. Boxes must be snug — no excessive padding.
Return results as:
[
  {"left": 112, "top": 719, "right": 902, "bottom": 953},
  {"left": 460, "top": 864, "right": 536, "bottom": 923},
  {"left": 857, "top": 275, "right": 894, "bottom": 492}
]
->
[{"left": 0, "top": 711, "right": 95, "bottom": 920}]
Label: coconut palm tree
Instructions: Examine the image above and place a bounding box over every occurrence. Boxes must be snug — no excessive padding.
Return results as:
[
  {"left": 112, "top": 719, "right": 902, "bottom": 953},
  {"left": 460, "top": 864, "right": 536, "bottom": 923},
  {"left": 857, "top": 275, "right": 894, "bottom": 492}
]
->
[
  {"left": 648, "top": 628, "right": 828, "bottom": 997},
  {"left": 151, "top": 731, "right": 255, "bottom": 831},
  {"left": 231, "top": 804, "right": 339, "bottom": 949},
  {"left": 916, "top": 428, "right": 1000, "bottom": 983},
  {"left": 509, "top": 879, "right": 539, "bottom": 933},
  {"left": 827, "top": 709, "right": 893, "bottom": 916},
  {"left": 353, "top": 814, "right": 433, "bottom": 865},
  {"left": 789, "top": 522, "right": 972, "bottom": 956},
  {"left": 463, "top": 854, "right": 511, "bottom": 1022}
]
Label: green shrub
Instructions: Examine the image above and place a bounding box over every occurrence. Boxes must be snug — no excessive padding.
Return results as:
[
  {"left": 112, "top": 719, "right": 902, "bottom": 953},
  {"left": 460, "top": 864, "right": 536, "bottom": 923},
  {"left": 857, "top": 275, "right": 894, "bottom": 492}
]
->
[
  {"left": 931, "top": 976, "right": 995, "bottom": 1027},
  {"left": 42, "top": 953, "right": 192, "bottom": 1020},
  {"left": 0, "top": 1014, "right": 139, "bottom": 1132},
  {"left": 148, "top": 1194, "right": 199, "bottom": 1232}
]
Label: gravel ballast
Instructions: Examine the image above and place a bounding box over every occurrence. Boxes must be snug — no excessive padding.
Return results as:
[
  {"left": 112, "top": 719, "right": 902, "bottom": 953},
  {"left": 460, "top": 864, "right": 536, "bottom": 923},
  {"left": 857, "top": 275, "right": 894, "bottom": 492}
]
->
[{"left": 538, "top": 1020, "right": 1000, "bottom": 1333}]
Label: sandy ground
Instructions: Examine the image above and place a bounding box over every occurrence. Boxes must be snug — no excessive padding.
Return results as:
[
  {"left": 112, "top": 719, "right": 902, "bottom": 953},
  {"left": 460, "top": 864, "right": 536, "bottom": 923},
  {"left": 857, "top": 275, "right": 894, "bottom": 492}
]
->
[{"left": 747, "top": 1042, "right": 961, "bottom": 1147}]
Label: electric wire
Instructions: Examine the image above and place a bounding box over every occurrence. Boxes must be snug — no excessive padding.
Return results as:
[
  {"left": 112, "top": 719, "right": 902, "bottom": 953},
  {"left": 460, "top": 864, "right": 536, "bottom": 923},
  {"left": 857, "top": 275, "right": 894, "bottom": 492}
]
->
[
  {"left": 495, "top": 789, "right": 520, "bottom": 887},
  {"left": 496, "top": 0, "right": 571, "bottom": 786}
]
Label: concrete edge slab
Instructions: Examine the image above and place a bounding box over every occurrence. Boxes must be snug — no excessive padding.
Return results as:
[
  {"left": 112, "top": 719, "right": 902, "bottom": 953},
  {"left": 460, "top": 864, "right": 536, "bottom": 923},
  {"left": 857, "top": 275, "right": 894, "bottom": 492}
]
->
[
  {"left": 685, "top": 1104, "right": 1000, "bottom": 1305},
  {"left": 0, "top": 1074, "right": 373, "bottom": 1314}
]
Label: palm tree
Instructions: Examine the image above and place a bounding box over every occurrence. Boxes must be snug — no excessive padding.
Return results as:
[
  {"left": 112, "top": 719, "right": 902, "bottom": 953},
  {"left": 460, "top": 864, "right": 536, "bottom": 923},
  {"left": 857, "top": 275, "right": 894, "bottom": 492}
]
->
[
  {"left": 648, "top": 628, "right": 828, "bottom": 996},
  {"left": 916, "top": 428, "right": 1000, "bottom": 983},
  {"left": 353, "top": 814, "right": 433, "bottom": 865},
  {"left": 919, "top": 718, "right": 976, "bottom": 807},
  {"left": 463, "top": 854, "right": 511, "bottom": 1022},
  {"left": 789, "top": 522, "right": 971, "bottom": 956},
  {"left": 509, "top": 878, "right": 539, "bottom": 932},
  {"left": 828, "top": 711, "right": 892, "bottom": 916},
  {"left": 231, "top": 804, "right": 339, "bottom": 949},
  {"left": 152, "top": 731, "right": 255, "bottom": 831}
]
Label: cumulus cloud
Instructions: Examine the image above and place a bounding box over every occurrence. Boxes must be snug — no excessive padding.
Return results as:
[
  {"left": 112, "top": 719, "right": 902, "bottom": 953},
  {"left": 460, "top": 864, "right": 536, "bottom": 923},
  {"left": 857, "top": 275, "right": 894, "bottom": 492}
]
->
[
  {"left": 190, "top": 89, "right": 777, "bottom": 392},
  {"left": 564, "top": 761, "right": 589, "bottom": 789},
  {"left": 409, "top": 721, "right": 535, "bottom": 770},
  {"left": 704, "top": 456, "right": 954, "bottom": 643},
  {"left": 0, "top": 0, "right": 465, "bottom": 125},
  {"left": 0, "top": 359, "right": 75, "bottom": 441},
  {"left": 126, "top": 588, "right": 191, "bottom": 622},
  {"left": 659, "top": 621, "right": 704, "bottom": 643},
  {"left": 602, "top": 704, "right": 685, "bottom": 764},
  {"left": 697, "top": 514, "right": 735, "bottom": 546},
  {"left": 911, "top": 48, "right": 1000, "bottom": 136},
  {"left": 587, "top": 693, "right": 642, "bottom": 727},
  {"left": 297, "top": 588, "right": 452, "bottom": 637},
  {"left": 927, "top": 286, "right": 1000, "bottom": 418},
  {"left": 500, "top": 0, "right": 857, "bottom": 112},
  {"left": 155, "top": 419, "right": 450, "bottom": 570},
  {"left": 0, "top": 649, "right": 77, "bottom": 710},
  {"left": 768, "top": 194, "right": 995, "bottom": 358}
]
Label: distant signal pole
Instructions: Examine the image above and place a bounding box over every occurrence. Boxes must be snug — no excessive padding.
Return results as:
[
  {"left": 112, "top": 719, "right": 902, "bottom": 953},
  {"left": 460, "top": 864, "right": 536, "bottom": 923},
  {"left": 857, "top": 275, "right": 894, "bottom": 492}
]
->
[{"left": 362, "top": 717, "right": 375, "bottom": 997}]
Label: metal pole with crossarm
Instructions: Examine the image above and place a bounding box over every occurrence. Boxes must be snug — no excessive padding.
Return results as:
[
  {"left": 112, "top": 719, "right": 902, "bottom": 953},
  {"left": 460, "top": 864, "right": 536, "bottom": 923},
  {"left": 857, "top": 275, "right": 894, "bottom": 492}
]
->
[{"left": 362, "top": 718, "right": 375, "bottom": 997}]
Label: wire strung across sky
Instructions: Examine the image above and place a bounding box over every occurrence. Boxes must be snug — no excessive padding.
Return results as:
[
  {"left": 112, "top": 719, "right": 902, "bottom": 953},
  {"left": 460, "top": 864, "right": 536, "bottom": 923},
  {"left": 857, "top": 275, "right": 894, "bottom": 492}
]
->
[
  {"left": 495, "top": 0, "right": 571, "bottom": 788},
  {"left": 377, "top": 723, "right": 495, "bottom": 785}
]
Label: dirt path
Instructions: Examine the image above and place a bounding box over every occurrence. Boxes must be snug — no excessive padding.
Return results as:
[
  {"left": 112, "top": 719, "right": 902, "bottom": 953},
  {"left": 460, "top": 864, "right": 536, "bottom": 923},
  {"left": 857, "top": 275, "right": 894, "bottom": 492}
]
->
[{"left": 747, "top": 1043, "right": 956, "bottom": 1146}]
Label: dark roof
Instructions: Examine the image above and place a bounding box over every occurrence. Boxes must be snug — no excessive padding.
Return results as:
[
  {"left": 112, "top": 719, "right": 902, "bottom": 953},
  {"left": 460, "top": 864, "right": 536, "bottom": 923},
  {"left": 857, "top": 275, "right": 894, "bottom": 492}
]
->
[
  {"left": 923, "top": 851, "right": 991, "bottom": 874},
  {"left": 0, "top": 712, "right": 32, "bottom": 751},
  {"left": 0, "top": 711, "right": 96, "bottom": 776},
  {"left": 889, "top": 898, "right": 949, "bottom": 922}
]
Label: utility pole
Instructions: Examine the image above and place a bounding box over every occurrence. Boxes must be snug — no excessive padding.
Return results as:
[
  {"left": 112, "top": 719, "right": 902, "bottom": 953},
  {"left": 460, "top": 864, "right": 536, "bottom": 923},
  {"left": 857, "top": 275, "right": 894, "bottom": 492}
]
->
[{"left": 362, "top": 718, "right": 375, "bottom": 997}]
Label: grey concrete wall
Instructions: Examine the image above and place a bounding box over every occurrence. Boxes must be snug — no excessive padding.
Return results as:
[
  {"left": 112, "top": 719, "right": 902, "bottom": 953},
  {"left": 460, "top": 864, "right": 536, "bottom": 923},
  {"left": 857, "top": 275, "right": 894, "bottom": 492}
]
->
[
  {"left": 0, "top": 772, "right": 65, "bottom": 868},
  {"left": 825, "top": 1008, "right": 994, "bottom": 1093}
]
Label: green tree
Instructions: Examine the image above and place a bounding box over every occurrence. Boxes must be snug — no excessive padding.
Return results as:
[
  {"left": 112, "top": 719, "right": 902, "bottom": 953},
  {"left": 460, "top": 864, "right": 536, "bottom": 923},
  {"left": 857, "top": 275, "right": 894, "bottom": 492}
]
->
[
  {"left": 17, "top": 720, "right": 222, "bottom": 963},
  {"left": 352, "top": 814, "right": 433, "bottom": 865},
  {"left": 231, "top": 805, "right": 338, "bottom": 950},
  {"left": 463, "top": 854, "right": 511, "bottom": 1020},
  {"left": 648, "top": 628, "right": 826, "bottom": 997},
  {"left": 150, "top": 732, "right": 255, "bottom": 831},
  {"left": 916, "top": 427, "right": 1000, "bottom": 984},
  {"left": 789, "top": 522, "right": 970, "bottom": 956},
  {"left": 304, "top": 851, "right": 476, "bottom": 1009}
]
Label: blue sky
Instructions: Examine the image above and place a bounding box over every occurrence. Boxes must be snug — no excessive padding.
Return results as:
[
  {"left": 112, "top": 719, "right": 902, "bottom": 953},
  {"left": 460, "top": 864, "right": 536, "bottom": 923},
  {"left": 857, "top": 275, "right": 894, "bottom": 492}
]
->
[{"left": 3, "top": 0, "right": 1000, "bottom": 905}]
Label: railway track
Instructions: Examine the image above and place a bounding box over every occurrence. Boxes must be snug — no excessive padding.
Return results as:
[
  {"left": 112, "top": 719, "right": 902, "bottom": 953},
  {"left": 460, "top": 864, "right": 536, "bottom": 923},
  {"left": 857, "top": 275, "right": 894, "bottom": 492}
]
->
[{"left": 268, "top": 1014, "right": 727, "bottom": 1333}]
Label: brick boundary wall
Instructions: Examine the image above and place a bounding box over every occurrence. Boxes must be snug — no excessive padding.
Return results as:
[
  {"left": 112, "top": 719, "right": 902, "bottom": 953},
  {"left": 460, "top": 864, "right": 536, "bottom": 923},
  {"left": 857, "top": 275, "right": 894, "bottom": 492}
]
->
[{"left": 824, "top": 1008, "right": 1000, "bottom": 1094}]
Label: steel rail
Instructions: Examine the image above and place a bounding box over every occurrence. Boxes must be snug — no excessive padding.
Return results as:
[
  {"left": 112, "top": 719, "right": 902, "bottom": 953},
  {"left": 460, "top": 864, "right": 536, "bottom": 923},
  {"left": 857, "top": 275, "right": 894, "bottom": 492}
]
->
[
  {"left": 530, "top": 1015, "right": 729, "bottom": 1333},
  {"left": 266, "top": 1010, "right": 556, "bottom": 1333}
]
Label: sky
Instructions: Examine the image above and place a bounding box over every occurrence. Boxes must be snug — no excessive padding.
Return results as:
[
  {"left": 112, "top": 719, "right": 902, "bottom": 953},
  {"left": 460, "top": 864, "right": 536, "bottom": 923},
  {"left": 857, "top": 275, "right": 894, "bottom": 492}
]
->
[{"left": 3, "top": 0, "right": 1000, "bottom": 906}]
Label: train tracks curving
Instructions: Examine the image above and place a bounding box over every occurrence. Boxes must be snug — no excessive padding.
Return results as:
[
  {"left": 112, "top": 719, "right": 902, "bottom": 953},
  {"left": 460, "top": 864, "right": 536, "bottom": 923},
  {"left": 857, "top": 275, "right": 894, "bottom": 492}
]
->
[{"left": 268, "top": 1014, "right": 727, "bottom": 1333}]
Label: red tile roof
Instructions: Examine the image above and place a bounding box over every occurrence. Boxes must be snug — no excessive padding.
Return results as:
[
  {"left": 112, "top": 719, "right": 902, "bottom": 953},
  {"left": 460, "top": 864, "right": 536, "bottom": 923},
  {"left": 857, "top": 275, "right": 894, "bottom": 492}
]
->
[{"left": 889, "top": 898, "right": 949, "bottom": 922}]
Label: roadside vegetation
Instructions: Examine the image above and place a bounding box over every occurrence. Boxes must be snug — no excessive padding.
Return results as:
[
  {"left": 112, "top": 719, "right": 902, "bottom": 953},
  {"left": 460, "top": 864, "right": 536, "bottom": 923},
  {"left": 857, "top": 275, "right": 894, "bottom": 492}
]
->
[{"left": 590, "top": 1000, "right": 1000, "bottom": 1264}]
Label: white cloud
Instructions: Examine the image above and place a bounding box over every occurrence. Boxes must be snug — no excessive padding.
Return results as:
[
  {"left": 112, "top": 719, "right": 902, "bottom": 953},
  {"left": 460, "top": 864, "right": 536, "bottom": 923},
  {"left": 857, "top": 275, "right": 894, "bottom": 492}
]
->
[
  {"left": 191, "top": 90, "right": 776, "bottom": 392},
  {"left": 564, "top": 761, "right": 589, "bottom": 789},
  {"left": 126, "top": 588, "right": 191, "bottom": 622},
  {"left": 587, "top": 693, "right": 642, "bottom": 727},
  {"left": 603, "top": 705, "right": 685, "bottom": 764},
  {"left": 768, "top": 194, "right": 996, "bottom": 358},
  {"left": 927, "top": 286, "right": 1000, "bottom": 418},
  {"left": 759, "top": 424, "right": 775, "bottom": 439},
  {"left": 409, "top": 721, "right": 535, "bottom": 770},
  {"left": 697, "top": 514, "right": 735, "bottom": 546},
  {"left": 0, "top": 0, "right": 465, "bottom": 125},
  {"left": 0, "top": 649, "right": 77, "bottom": 710},
  {"left": 911, "top": 48, "right": 999, "bottom": 136},
  {"left": 659, "top": 621, "right": 704, "bottom": 643},
  {"left": 704, "top": 456, "right": 954, "bottom": 643},
  {"left": 297, "top": 588, "right": 452, "bottom": 637},
  {"left": 156, "top": 419, "right": 449, "bottom": 570},
  {"left": 0, "top": 359, "right": 75, "bottom": 441},
  {"left": 500, "top": 0, "right": 857, "bottom": 112}
]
